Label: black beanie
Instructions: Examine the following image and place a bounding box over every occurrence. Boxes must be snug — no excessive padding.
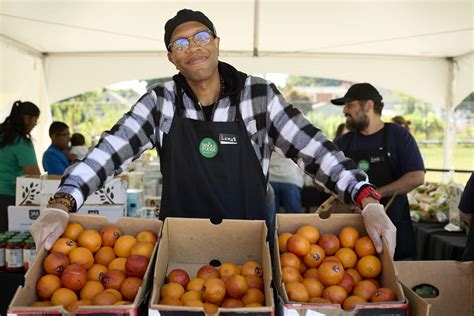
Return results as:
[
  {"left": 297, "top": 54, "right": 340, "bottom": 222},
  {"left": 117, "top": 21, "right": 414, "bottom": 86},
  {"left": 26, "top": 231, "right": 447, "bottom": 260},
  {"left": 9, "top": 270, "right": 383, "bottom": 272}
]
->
[{"left": 164, "top": 9, "right": 216, "bottom": 51}]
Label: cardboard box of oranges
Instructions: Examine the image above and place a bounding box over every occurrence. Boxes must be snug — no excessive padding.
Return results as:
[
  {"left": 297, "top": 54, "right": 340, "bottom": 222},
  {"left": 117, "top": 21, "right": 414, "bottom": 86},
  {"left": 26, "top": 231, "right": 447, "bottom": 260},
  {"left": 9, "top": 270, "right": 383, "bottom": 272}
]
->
[
  {"left": 274, "top": 213, "right": 408, "bottom": 316},
  {"left": 149, "top": 217, "right": 274, "bottom": 315},
  {"left": 8, "top": 213, "right": 162, "bottom": 315},
  {"left": 395, "top": 260, "right": 474, "bottom": 316}
]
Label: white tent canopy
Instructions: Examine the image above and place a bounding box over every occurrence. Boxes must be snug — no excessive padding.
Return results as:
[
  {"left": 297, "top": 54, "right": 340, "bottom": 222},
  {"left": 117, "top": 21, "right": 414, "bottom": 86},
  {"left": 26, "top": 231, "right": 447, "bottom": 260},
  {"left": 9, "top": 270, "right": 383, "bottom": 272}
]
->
[{"left": 1, "top": 0, "right": 473, "bottom": 169}]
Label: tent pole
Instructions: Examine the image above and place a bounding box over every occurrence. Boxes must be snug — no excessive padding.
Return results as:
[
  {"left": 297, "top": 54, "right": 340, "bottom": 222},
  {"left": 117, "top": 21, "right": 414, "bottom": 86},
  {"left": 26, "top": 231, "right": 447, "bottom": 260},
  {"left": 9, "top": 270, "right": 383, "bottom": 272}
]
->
[
  {"left": 441, "top": 57, "right": 457, "bottom": 182},
  {"left": 253, "top": 0, "right": 260, "bottom": 57}
]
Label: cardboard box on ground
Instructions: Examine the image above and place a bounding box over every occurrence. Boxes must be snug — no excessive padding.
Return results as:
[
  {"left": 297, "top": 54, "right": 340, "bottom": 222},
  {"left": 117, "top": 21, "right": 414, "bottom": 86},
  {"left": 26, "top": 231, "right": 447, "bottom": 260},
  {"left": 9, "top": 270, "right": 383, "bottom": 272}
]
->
[
  {"left": 274, "top": 213, "right": 408, "bottom": 316},
  {"left": 149, "top": 217, "right": 274, "bottom": 315},
  {"left": 15, "top": 175, "right": 127, "bottom": 206},
  {"left": 395, "top": 261, "right": 474, "bottom": 316},
  {"left": 8, "top": 214, "right": 162, "bottom": 315}
]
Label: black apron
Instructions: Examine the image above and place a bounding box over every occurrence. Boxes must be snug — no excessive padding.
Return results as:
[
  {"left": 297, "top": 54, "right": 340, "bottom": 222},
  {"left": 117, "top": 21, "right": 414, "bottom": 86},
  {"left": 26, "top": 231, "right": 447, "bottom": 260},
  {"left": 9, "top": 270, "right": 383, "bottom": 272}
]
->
[
  {"left": 344, "top": 125, "right": 416, "bottom": 260},
  {"left": 157, "top": 88, "right": 268, "bottom": 226}
]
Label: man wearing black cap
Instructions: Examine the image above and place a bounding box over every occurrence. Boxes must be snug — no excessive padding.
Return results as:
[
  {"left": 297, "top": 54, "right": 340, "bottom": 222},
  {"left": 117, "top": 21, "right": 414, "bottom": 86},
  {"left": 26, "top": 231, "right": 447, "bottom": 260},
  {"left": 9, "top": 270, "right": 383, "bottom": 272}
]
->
[
  {"left": 32, "top": 10, "right": 396, "bottom": 258},
  {"left": 332, "top": 83, "right": 425, "bottom": 260}
]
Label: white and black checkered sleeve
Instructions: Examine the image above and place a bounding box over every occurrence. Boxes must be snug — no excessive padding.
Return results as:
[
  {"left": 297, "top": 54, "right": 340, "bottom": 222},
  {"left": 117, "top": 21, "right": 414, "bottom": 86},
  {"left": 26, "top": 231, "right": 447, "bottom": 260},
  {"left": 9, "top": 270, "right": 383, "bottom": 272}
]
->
[
  {"left": 57, "top": 88, "right": 164, "bottom": 208},
  {"left": 266, "top": 83, "right": 370, "bottom": 204}
]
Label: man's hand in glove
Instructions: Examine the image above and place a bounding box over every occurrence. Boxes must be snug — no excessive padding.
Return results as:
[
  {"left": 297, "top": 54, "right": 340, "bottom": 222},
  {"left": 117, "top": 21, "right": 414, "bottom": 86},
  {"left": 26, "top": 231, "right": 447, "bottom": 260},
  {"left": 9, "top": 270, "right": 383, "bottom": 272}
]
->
[
  {"left": 30, "top": 208, "right": 69, "bottom": 251},
  {"left": 360, "top": 200, "right": 397, "bottom": 258}
]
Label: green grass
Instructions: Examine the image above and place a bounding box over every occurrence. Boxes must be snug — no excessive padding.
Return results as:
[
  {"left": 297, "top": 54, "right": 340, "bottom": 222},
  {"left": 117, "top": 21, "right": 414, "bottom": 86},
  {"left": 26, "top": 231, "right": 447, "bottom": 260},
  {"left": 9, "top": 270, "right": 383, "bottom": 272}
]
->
[{"left": 419, "top": 144, "right": 473, "bottom": 185}]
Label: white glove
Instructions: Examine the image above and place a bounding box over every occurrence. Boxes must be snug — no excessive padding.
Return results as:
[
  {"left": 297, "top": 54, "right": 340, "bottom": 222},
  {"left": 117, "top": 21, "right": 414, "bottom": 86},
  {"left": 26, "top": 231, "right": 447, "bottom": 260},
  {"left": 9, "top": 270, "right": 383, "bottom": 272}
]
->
[
  {"left": 30, "top": 208, "right": 69, "bottom": 251},
  {"left": 361, "top": 203, "right": 397, "bottom": 257}
]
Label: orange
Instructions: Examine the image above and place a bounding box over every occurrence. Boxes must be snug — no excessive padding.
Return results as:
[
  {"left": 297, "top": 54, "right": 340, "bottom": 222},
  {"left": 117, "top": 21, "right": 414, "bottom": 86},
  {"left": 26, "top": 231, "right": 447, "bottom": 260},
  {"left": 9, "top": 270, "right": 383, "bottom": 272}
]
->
[
  {"left": 338, "top": 226, "right": 360, "bottom": 249},
  {"left": 335, "top": 248, "right": 358, "bottom": 269},
  {"left": 322, "top": 285, "right": 348, "bottom": 304},
  {"left": 65, "top": 299, "right": 92, "bottom": 313},
  {"left": 181, "top": 290, "right": 203, "bottom": 303},
  {"left": 94, "top": 246, "right": 116, "bottom": 266},
  {"left": 186, "top": 277, "right": 205, "bottom": 292},
  {"left": 353, "top": 280, "right": 377, "bottom": 300},
  {"left": 79, "top": 280, "right": 104, "bottom": 300},
  {"left": 346, "top": 268, "right": 362, "bottom": 284},
  {"left": 69, "top": 247, "right": 94, "bottom": 270},
  {"left": 108, "top": 257, "right": 127, "bottom": 271},
  {"left": 285, "top": 281, "right": 309, "bottom": 303},
  {"left": 278, "top": 233, "right": 293, "bottom": 253},
  {"left": 50, "top": 238, "right": 77, "bottom": 255},
  {"left": 36, "top": 274, "right": 62, "bottom": 300},
  {"left": 298, "top": 257, "right": 308, "bottom": 274},
  {"left": 87, "top": 264, "right": 108, "bottom": 282},
  {"left": 160, "top": 282, "right": 185, "bottom": 300},
  {"left": 241, "top": 288, "right": 264, "bottom": 305},
  {"left": 317, "top": 233, "right": 340, "bottom": 255},
  {"left": 136, "top": 230, "right": 158, "bottom": 244},
  {"left": 296, "top": 225, "right": 320, "bottom": 244},
  {"left": 303, "top": 244, "right": 325, "bottom": 268},
  {"left": 202, "top": 278, "right": 226, "bottom": 303},
  {"left": 354, "top": 236, "right": 376, "bottom": 257},
  {"left": 130, "top": 241, "right": 154, "bottom": 259},
  {"left": 93, "top": 290, "right": 118, "bottom": 305},
  {"left": 356, "top": 255, "right": 382, "bottom": 279},
  {"left": 51, "top": 288, "right": 78, "bottom": 307},
  {"left": 280, "top": 252, "right": 301, "bottom": 271},
  {"left": 318, "top": 261, "right": 345, "bottom": 286},
  {"left": 219, "top": 262, "right": 241, "bottom": 278},
  {"left": 343, "top": 295, "right": 367, "bottom": 311},
  {"left": 62, "top": 223, "right": 84, "bottom": 241},
  {"left": 184, "top": 299, "right": 205, "bottom": 307},
  {"left": 160, "top": 297, "right": 183, "bottom": 306},
  {"left": 308, "top": 297, "right": 330, "bottom": 303},
  {"left": 371, "top": 287, "right": 397, "bottom": 302},
  {"left": 100, "top": 225, "right": 122, "bottom": 247},
  {"left": 105, "top": 288, "right": 123, "bottom": 301},
  {"left": 302, "top": 277, "right": 324, "bottom": 297},
  {"left": 281, "top": 266, "right": 303, "bottom": 284},
  {"left": 241, "top": 261, "right": 263, "bottom": 278},
  {"left": 303, "top": 268, "right": 319, "bottom": 279},
  {"left": 114, "top": 235, "right": 137, "bottom": 257},
  {"left": 286, "top": 234, "right": 311, "bottom": 257},
  {"left": 77, "top": 229, "right": 102, "bottom": 253}
]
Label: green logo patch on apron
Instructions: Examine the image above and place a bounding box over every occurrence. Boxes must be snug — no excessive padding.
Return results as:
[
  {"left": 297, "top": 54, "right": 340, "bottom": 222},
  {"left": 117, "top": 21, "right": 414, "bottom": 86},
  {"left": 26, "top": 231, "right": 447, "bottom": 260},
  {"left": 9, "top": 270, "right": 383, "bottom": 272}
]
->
[
  {"left": 199, "top": 137, "right": 218, "bottom": 158},
  {"left": 357, "top": 159, "right": 370, "bottom": 172}
]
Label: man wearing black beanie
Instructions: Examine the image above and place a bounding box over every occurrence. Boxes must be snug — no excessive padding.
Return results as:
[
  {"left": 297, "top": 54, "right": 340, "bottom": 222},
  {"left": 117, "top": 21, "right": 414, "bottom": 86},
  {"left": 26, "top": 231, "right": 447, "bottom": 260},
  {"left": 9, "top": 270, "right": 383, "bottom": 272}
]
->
[{"left": 35, "top": 9, "right": 397, "bottom": 261}]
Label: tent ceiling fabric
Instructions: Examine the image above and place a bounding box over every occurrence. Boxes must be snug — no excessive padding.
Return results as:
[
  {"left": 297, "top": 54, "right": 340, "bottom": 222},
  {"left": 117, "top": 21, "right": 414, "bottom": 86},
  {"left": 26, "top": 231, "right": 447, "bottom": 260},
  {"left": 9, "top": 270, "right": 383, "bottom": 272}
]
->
[{"left": 1, "top": 0, "right": 473, "bottom": 107}]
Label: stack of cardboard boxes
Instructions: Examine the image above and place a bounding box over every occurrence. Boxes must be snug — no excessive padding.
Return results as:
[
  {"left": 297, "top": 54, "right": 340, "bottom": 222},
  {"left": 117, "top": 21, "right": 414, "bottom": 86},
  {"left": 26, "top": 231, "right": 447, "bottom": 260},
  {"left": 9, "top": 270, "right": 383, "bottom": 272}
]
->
[{"left": 8, "top": 175, "right": 127, "bottom": 231}]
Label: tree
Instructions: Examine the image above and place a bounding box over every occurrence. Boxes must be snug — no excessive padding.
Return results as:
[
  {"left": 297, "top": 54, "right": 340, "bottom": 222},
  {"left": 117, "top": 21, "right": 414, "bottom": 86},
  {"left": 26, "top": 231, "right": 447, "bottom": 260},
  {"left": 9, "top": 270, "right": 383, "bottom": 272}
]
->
[
  {"left": 285, "top": 76, "right": 345, "bottom": 91},
  {"left": 284, "top": 89, "right": 313, "bottom": 113},
  {"left": 51, "top": 90, "right": 131, "bottom": 145}
]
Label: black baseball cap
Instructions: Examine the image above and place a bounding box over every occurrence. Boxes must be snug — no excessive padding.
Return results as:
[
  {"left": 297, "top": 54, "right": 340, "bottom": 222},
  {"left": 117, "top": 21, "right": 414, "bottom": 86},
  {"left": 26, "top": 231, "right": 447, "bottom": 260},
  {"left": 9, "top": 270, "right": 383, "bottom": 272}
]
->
[
  {"left": 331, "top": 83, "right": 383, "bottom": 105},
  {"left": 164, "top": 9, "right": 216, "bottom": 51}
]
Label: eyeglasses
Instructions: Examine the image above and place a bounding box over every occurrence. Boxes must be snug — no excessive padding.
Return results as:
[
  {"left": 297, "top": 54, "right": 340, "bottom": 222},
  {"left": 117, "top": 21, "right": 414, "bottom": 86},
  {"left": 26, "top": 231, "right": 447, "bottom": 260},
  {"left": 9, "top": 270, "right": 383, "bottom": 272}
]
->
[{"left": 168, "top": 30, "right": 214, "bottom": 53}]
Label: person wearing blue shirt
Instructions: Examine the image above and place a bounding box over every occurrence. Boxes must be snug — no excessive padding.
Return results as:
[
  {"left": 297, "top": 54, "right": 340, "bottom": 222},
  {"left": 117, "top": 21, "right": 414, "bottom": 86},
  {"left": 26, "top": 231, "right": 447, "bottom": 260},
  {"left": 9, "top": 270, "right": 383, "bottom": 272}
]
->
[
  {"left": 43, "top": 121, "right": 71, "bottom": 175},
  {"left": 332, "top": 83, "right": 425, "bottom": 260}
]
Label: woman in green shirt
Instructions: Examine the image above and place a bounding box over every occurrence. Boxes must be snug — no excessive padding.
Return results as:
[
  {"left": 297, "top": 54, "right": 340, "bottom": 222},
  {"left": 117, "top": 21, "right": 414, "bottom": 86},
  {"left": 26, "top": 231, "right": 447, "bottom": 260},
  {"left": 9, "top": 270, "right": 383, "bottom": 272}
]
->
[{"left": 0, "top": 100, "right": 41, "bottom": 231}]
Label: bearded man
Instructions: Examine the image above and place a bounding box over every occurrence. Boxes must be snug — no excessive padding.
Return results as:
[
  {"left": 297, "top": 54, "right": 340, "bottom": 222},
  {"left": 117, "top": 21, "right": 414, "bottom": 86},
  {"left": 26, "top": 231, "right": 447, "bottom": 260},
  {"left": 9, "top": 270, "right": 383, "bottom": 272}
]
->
[{"left": 332, "top": 83, "right": 425, "bottom": 260}]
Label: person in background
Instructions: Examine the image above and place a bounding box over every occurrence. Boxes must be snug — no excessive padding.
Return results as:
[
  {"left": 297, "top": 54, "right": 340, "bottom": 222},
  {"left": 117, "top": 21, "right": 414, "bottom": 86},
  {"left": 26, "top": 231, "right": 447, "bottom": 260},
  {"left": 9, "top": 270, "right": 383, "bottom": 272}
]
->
[
  {"left": 32, "top": 9, "right": 396, "bottom": 258},
  {"left": 42, "top": 121, "right": 71, "bottom": 175},
  {"left": 391, "top": 115, "right": 411, "bottom": 132},
  {"left": 332, "top": 83, "right": 425, "bottom": 260},
  {"left": 459, "top": 173, "right": 474, "bottom": 261},
  {"left": 0, "top": 100, "right": 41, "bottom": 231},
  {"left": 69, "top": 133, "right": 88, "bottom": 161},
  {"left": 269, "top": 153, "right": 305, "bottom": 213},
  {"left": 334, "top": 122, "right": 349, "bottom": 140}
]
